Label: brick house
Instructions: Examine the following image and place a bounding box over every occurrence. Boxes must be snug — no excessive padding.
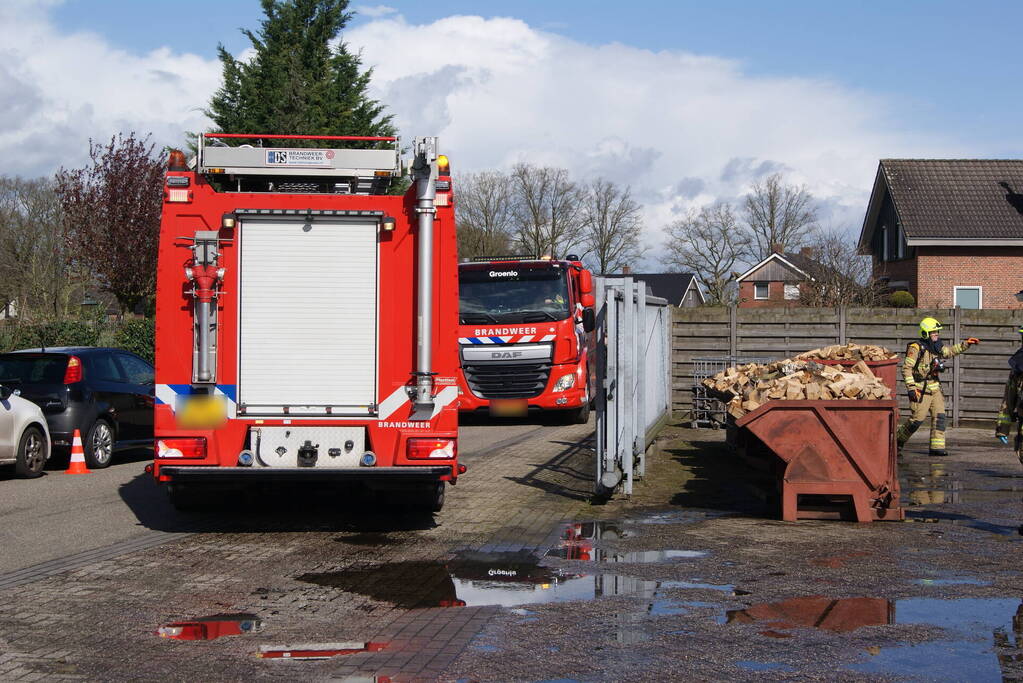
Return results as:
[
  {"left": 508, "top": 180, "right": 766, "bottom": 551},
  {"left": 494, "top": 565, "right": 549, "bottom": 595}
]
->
[
  {"left": 858, "top": 159, "right": 1023, "bottom": 309},
  {"left": 734, "top": 248, "right": 820, "bottom": 308},
  {"left": 604, "top": 271, "right": 706, "bottom": 307}
]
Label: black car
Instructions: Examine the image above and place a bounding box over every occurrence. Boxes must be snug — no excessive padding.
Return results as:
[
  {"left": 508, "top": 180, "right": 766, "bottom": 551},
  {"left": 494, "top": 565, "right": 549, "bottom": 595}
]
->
[{"left": 0, "top": 347, "right": 154, "bottom": 468}]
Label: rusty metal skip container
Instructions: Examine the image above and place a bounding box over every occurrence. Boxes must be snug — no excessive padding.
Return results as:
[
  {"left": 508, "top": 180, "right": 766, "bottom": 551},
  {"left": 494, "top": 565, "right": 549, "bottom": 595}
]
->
[{"left": 735, "top": 399, "right": 904, "bottom": 523}]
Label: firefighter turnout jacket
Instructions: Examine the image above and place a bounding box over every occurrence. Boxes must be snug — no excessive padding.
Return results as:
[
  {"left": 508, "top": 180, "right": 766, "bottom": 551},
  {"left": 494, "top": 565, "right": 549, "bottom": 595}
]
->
[{"left": 902, "top": 339, "right": 968, "bottom": 395}]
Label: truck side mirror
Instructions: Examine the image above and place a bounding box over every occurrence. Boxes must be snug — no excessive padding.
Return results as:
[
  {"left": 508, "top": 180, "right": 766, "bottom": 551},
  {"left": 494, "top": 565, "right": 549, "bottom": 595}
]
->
[
  {"left": 582, "top": 308, "right": 595, "bottom": 333},
  {"left": 578, "top": 269, "right": 593, "bottom": 294},
  {"left": 581, "top": 293, "right": 595, "bottom": 308}
]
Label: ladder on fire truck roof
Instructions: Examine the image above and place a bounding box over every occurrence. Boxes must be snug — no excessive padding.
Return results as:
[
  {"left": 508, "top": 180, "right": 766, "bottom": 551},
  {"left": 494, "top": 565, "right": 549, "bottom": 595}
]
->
[{"left": 197, "top": 133, "right": 401, "bottom": 193}]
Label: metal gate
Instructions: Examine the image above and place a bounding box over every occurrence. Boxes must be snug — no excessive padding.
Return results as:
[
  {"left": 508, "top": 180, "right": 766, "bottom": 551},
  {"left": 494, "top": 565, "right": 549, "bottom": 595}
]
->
[{"left": 594, "top": 277, "right": 672, "bottom": 496}]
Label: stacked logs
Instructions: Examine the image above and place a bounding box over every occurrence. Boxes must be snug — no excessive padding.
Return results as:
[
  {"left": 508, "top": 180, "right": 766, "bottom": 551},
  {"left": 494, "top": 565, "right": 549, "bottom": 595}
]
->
[
  {"left": 795, "top": 342, "right": 897, "bottom": 362},
  {"left": 703, "top": 343, "right": 895, "bottom": 419}
]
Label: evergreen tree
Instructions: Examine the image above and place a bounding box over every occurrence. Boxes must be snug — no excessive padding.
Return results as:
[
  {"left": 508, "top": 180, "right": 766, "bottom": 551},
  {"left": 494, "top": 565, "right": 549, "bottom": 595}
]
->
[{"left": 206, "top": 0, "right": 394, "bottom": 142}]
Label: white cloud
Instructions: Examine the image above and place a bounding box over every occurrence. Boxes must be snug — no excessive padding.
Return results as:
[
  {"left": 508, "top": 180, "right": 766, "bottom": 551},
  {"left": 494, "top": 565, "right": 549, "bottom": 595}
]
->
[
  {"left": 345, "top": 14, "right": 971, "bottom": 258},
  {"left": 353, "top": 5, "right": 398, "bottom": 19},
  {"left": 0, "top": 5, "right": 970, "bottom": 261},
  {"left": 0, "top": 2, "right": 220, "bottom": 177}
]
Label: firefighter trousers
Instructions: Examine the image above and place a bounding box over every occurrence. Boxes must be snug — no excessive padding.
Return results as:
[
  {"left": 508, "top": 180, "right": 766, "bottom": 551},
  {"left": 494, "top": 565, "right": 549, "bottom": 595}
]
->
[{"left": 896, "top": 388, "right": 947, "bottom": 451}]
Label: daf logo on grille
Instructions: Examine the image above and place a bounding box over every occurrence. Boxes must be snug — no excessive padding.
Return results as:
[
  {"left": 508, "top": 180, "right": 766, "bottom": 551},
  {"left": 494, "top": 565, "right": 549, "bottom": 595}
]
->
[{"left": 492, "top": 351, "right": 524, "bottom": 359}]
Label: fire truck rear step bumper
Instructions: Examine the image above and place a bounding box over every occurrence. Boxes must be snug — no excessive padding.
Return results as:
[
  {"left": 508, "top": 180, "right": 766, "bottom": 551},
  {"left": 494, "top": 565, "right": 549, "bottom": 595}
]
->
[{"left": 160, "top": 466, "right": 451, "bottom": 484}]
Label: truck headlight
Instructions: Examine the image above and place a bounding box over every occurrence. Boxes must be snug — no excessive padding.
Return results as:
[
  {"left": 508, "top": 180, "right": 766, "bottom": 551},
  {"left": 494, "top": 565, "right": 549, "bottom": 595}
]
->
[{"left": 553, "top": 373, "right": 576, "bottom": 392}]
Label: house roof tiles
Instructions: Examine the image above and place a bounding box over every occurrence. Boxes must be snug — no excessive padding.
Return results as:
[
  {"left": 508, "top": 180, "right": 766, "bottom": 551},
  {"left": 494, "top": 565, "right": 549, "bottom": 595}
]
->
[{"left": 877, "top": 159, "right": 1023, "bottom": 240}]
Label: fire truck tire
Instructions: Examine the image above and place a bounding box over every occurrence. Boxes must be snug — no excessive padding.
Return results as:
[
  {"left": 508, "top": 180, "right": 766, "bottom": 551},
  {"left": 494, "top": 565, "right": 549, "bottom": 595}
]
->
[
  {"left": 565, "top": 399, "right": 590, "bottom": 425},
  {"left": 409, "top": 482, "right": 445, "bottom": 513},
  {"left": 167, "top": 484, "right": 207, "bottom": 511},
  {"left": 84, "top": 419, "right": 115, "bottom": 469}
]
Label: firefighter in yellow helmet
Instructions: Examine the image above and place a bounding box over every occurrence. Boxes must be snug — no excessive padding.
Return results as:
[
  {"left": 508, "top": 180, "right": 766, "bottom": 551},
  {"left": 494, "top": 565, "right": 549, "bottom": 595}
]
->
[
  {"left": 995, "top": 325, "right": 1023, "bottom": 464},
  {"left": 895, "top": 317, "right": 979, "bottom": 456}
]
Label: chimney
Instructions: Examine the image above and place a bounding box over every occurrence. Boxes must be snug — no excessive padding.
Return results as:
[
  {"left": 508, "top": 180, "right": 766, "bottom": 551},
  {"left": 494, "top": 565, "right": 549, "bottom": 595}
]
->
[
  {"left": 622, "top": 266, "right": 632, "bottom": 275},
  {"left": 771, "top": 243, "right": 784, "bottom": 254},
  {"left": 800, "top": 246, "right": 814, "bottom": 258}
]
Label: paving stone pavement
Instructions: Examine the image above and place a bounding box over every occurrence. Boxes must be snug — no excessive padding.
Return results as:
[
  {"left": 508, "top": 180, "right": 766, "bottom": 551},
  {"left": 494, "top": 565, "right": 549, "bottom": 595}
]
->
[{"left": 0, "top": 420, "right": 598, "bottom": 682}]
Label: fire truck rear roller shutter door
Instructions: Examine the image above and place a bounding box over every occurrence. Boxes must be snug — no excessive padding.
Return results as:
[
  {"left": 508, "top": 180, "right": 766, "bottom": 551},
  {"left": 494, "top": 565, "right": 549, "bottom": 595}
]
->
[{"left": 238, "top": 218, "right": 377, "bottom": 414}]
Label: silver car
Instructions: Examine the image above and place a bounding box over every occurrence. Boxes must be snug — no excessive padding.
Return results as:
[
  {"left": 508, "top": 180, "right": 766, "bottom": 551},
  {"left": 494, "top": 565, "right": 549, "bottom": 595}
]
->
[{"left": 0, "top": 384, "right": 51, "bottom": 477}]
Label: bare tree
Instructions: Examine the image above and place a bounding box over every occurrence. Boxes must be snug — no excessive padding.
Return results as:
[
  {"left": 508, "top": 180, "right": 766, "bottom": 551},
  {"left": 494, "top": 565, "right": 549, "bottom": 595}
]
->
[
  {"left": 0, "top": 177, "right": 88, "bottom": 320},
  {"left": 797, "top": 229, "right": 883, "bottom": 306},
  {"left": 55, "top": 133, "right": 165, "bottom": 315},
  {"left": 580, "top": 178, "right": 644, "bottom": 274},
  {"left": 509, "top": 163, "right": 585, "bottom": 258},
  {"left": 744, "top": 173, "right": 818, "bottom": 260},
  {"left": 455, "top": 170, "right": 514, "bottom": 259},
  {"left": 663, "top": 203, "right": 750, "bottom": 304}
]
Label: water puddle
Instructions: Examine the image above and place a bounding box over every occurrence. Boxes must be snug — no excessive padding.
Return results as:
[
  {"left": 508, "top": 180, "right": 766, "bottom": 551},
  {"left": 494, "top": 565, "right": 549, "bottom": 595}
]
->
[
  {"left": 546, "top": 547, "right": 708, "bottom": 562},
  {"left": 728, "top": 596, "right": 1023, "bottom": 681},
  {"left": 847, "top": 598, "right": 1023, "bottom": 681},
  {"left": 915, "top": 577, "right": 990, "bottom": 587},
  {"left": 727, "top": 596, "right": 893, "bottom": 634},
  {"left": 662, "top": 580, "right": 734, "bottom": 593},
  {"left": 297, "top": 551, "right": 660, "bottom": 609},
  {"left": 257, "top": 641, "right": 387, "bottom": 660},
  {"left": 156, "top": 613, "right": 261, "bottom": 640}
]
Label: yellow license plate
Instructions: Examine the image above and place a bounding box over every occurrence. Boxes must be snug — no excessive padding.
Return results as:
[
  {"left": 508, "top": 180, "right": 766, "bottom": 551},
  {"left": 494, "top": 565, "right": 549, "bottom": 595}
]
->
[
  {"left": 176, "top": 395, "right": 227, "bottom": 428},
  {"left": 490, "top": 399, "right": 527, "bottom": 417}
]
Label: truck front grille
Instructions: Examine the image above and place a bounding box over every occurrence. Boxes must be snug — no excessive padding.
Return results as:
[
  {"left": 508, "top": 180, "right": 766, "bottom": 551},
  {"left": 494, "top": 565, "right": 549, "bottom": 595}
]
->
[{"left": 463, "top": 362, "right": 551, "bottom": 399}]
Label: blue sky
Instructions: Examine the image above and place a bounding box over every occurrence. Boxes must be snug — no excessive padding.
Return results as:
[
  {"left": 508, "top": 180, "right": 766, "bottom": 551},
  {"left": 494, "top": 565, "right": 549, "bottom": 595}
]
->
[
  {"left": 3, "top": 0, "right": 1019, "bottom": 252},
  {"left": 50, "top": 0, "right": 1023, "bottom": 156}
]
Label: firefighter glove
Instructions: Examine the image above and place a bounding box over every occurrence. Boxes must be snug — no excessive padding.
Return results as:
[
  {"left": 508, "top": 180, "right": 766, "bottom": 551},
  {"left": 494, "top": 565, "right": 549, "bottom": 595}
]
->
[
  {"left": 997, "top": 434, "right": 1009, "bottom": 445},
  {"left": 965, "top": 337, "right": 980, "bottom": 346},
  {"left": 908, "top": 388, "right": 921, "bottom": 403}
]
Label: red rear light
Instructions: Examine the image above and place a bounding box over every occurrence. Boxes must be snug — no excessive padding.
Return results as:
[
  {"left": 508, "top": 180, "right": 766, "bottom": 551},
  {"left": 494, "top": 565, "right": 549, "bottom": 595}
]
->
[
  {"left": 63, "top": 355, "right": 83, "bottom": 384},
  {"left": 157, "top": 438, "right": 207, "bottom": 459},
  {"left": 407, "top": 438, "right": 456, "bottom": 460}
]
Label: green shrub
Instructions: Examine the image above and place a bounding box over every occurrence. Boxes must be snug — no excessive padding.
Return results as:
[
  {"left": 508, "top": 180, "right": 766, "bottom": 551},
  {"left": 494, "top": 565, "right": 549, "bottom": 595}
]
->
[
  {"left": 115, "top": 318, "right": 155, "bottom": 363},
  {"left": 889, "top": 290, "right": 915, "bottom": 308}
]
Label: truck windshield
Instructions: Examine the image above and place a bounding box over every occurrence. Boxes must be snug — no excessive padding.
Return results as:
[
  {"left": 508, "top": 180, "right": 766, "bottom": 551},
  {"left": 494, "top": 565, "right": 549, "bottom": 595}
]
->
[{"left": 459, "top": 266, "right": 571, "bottom": 324}]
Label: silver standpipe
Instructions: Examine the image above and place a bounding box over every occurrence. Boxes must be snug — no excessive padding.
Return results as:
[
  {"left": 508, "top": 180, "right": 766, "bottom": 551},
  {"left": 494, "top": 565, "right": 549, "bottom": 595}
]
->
[
  {"left": 410, "top": 137, "right": 438, "bottom": 420},
  {"left": 197, "top": 300, "right": 211, "bottom": 381}
]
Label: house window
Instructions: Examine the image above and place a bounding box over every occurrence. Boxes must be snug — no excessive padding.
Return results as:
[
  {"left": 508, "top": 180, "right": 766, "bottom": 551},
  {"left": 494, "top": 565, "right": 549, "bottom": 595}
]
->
[
  {"left": 784, "top": 284, "right": 800, "bottom": 300},
  {"left": 954, "top": 286, "right": 982, "bottom": 309},
  {"left": 754, "top": 283, "right": 769, "bottom": 300}
]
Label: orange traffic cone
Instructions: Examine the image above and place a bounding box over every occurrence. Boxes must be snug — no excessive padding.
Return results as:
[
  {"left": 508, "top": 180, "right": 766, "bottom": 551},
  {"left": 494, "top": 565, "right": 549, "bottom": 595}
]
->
[{"left": 65, "top": 429, "right": 91, "bottom": 474}]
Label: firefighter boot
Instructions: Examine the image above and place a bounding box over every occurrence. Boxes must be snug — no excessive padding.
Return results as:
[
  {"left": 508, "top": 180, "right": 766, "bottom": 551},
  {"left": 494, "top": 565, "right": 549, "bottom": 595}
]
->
[{"left": 928, "top": 412, "right": 948, "bottom": 457}]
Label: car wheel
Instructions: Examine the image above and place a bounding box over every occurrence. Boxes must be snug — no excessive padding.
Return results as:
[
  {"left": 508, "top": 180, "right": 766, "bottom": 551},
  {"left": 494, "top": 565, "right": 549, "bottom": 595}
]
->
[
  {"left": 14, "top": 426, "right": 47, "bottom": 478},
  {"left": 84, "top": 419, "right": 115, "bottom": 469}
]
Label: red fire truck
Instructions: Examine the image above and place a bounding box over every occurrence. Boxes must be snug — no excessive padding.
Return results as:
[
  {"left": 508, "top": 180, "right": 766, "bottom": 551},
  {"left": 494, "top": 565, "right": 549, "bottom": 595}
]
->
[
  {"left": 149, "top": 133, "right": 461, "bottom": 511},
  {"left": 456, "top": 256, "right": 596, "bottom": 422}
]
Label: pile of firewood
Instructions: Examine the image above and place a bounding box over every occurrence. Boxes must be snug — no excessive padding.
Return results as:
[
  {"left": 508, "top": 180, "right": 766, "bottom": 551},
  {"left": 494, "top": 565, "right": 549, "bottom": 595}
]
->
[
  {"left": 703, "top": 343, "right": 895, "bottom": 418},
  {"left": 795, "top": 342, "right": 897, "bottom": 362}
]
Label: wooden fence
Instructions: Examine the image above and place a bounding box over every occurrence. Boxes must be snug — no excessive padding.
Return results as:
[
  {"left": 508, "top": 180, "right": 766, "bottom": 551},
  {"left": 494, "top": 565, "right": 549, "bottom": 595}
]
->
[{"left": 672, "top": 306, "right": 1023, "bottom": 427}]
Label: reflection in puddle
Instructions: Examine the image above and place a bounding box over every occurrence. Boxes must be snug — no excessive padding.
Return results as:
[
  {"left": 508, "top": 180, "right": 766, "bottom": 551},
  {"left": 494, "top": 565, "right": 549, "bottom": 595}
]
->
[
  {"left": 729, "top": 596, "right": 1023, "bottom": 681},
  {"left": 297, "top": 551, "right": 659, "bottom": 609},
  {"left": 915, "top": 577, "right": 990, "bottom": 587},
  {"left": 157, "top": 613, "right": 262, "bottom": 640},
  {"left": 850, "top": 599, "right": 1023, "bottom": 681},
  {"left": 663, "top": 580, "right": 734, "bottom": 593},
  {"left": 727, "top": 596, "right": 893, "bottom": 633},
  {"left": 547, "top": 547, "right": 708, "bottom": 562},
  {"left": 257, "top": 641, "right": 387, "bottom": 660}
]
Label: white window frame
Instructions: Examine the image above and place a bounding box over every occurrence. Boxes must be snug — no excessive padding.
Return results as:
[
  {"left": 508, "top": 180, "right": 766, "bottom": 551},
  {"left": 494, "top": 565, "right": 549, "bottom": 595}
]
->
[
  {"left": 953, "top": 286, "right": 982, "bottom": 310},
  {"left": 753, "top": 282, "right": 769, "bottom": 300}
]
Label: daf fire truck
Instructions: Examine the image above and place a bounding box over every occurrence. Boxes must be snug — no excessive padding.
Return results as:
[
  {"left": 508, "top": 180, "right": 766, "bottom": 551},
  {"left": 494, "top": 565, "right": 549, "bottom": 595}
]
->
[
  {"left": 150, "top": 133, "right": 461, "bottom": 511},
  {"left": 457, "top": 256, "right": 596, "bottom": 422}
]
